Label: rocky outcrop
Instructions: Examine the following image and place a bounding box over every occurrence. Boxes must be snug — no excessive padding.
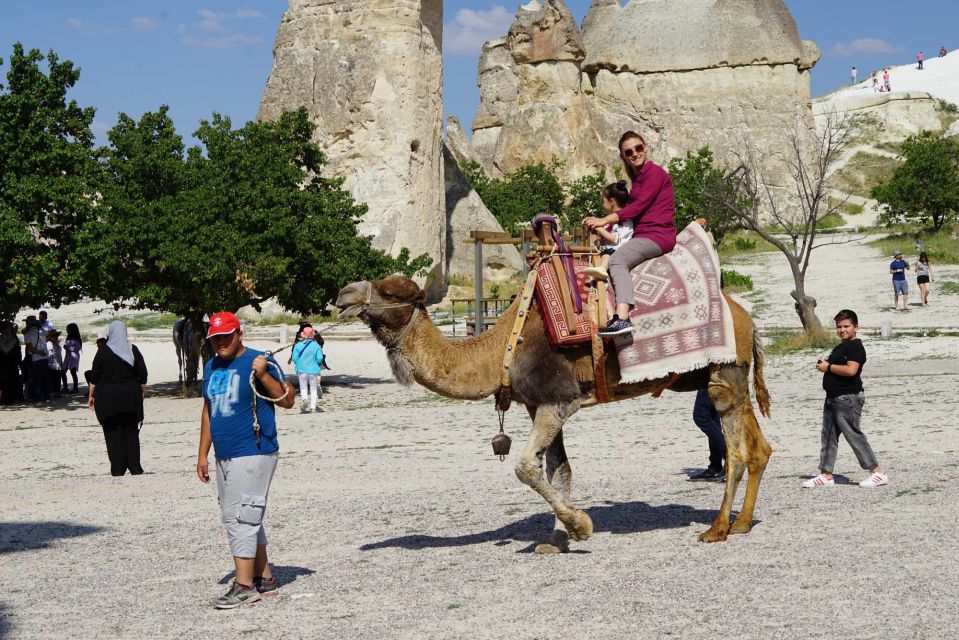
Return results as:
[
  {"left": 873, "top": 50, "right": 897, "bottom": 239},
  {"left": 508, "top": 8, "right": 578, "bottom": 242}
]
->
[
  {"left": 814, "top": 91, "right": 942, "bottom": 144},
  {"left": 470, "top": 0, "right": 820, "bottom": 182},
  {"left": 258, "top": 1, "right": 447, "bottom": 300},
  {"left": 444, "top": 146, "right": 523, "bottom": 284}
]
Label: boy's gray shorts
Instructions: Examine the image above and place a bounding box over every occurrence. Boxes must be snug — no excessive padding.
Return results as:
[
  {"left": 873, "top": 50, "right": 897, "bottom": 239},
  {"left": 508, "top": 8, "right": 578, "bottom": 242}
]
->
[{"left": 215, "top": 453, "right": 278, "bottom": 558}]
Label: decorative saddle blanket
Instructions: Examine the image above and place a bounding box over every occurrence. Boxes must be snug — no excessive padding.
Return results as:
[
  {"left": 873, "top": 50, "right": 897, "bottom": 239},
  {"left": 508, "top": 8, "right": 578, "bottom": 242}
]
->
[
  {"left": 533, "top": 222, "right": 738, "bottom": 381},
  {"left": 609, "top": 222, "right": 738, "bottom": 383}
]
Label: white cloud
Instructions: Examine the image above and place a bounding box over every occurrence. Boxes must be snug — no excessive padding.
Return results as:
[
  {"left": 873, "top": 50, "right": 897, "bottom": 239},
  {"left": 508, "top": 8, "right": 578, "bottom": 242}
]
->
[
  {"left": 198, "top": 8, "right": 226, "bottom": 31},
  {"left": 234, "top": 8, "right": 263, "bottom": 20},
  {"left": 181, "top": 33, "right": 263, "bottom": 49},
  {"left": 66, "top": 18, "right": 117, "bottom": 36},
  {"left": 131, "top": 16, "right": 158, "bottom": 31},
  {"left": 829, "top": 38, "right": 904, "bottom": 58},
  {"left": 444, "top": 5, "right": 513, "bottom": 56}
]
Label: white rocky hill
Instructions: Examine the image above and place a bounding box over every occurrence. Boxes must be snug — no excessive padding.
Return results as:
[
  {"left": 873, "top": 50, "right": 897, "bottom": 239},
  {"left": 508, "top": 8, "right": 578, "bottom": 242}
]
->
[{"left": 824, "top": 49, "right": 959, "bottom": 106}]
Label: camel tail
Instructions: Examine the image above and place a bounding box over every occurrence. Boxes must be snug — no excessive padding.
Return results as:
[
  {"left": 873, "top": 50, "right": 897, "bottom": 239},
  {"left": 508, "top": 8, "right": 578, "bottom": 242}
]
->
[{"left": 752, "top": 325, "right": 771, "bottom": 418}]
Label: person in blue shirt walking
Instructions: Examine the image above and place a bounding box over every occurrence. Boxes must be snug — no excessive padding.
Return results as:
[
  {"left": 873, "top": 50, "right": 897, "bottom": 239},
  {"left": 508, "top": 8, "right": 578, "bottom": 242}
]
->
[
  {"left": 292, "top": 325, "right": 325, "bottom": 413},
  {"left": 889, "top": 250, "right": 910, "bottom": 311},
  {"left": 196, "top": 311, "right": 295, "bottom": 609}
]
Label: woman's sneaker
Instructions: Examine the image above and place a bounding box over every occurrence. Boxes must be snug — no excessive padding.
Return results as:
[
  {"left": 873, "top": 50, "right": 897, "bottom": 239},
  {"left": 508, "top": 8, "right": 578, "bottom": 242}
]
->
[
  {"left": 598, "top": 315, "right": 634, "bottom": 337},
  {"left": 859, "top": 472, "right": 888, "bottom": 487},
  {"left": 211, "top": 581, "right": 261, "bottom": 609},
  {"left": 801, "top": 474, "right": 835, "bottom": 488},
  {"left": 254, "top": 575, "right": 280, "bottom": 596}
]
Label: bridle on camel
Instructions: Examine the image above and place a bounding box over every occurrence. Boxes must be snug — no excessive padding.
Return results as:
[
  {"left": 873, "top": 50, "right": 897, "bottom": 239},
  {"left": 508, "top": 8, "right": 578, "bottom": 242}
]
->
[{"left": 339, "top": 280, "right": 420, "bottom": 351}]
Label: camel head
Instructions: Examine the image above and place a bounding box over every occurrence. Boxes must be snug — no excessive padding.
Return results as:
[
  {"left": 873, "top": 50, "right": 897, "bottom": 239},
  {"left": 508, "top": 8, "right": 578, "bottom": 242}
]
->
[{"left": 335, "top": 275, "right": 425, "bottom": 333}]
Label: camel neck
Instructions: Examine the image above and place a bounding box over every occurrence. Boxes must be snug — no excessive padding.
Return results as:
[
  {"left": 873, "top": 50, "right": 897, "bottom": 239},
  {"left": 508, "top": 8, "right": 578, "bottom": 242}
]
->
[{"left": 390, "top": 302, "right": 518, "bottom": 400}]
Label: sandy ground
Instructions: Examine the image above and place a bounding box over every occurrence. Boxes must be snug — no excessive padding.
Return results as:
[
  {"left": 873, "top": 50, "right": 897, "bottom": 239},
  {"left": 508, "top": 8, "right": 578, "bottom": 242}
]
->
[{"left": 3, "top": 236, "right": 959, "bottom": 639}]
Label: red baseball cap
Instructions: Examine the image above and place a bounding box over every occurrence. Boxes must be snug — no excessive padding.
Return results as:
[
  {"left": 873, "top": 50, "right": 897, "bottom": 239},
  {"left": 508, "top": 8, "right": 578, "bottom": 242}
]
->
[{"left": 207, "top": 311, "right": 241, "bottom": 338}]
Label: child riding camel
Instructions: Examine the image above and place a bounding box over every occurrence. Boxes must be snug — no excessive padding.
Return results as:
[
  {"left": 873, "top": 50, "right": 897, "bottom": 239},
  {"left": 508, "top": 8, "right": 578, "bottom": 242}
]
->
[{"left": 582, "top": 181, "right": 631, "bottom": 282}]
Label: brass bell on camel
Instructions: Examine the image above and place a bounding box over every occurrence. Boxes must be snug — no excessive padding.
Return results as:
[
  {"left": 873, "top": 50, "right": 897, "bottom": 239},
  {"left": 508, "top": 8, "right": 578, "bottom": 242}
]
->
[{"left": 492, "top": 432, "right": 512, "bottom": 460}]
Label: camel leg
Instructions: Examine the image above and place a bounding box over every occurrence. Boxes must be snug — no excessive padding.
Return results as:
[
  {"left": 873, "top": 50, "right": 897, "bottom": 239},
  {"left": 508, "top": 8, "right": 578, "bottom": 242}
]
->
[
  {"left": 729, "top": 406, "right": 772, "bottom": 535},
  {"left": 536, "top": 429, "right": 574, "bottom": 554},
  {"left": 514, "top": 402, "right": 593, "bottom": 549},
  {"left": 699, "top": 365, "right": 752, "bottom": 543}
]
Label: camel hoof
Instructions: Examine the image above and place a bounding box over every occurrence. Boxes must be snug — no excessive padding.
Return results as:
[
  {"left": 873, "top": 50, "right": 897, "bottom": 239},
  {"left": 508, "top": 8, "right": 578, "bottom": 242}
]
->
[
  {"left": 534, "top": 529, "right": 570, "bottom": 555},
  {"left": 567, "top": 510, "right": 593, "bottom": 542},
  {"left": 728, "top": 520, "right": 752, "bottom": 535},
  {"left": 698, "top": 526, "right": 729, "bottom": 543}
]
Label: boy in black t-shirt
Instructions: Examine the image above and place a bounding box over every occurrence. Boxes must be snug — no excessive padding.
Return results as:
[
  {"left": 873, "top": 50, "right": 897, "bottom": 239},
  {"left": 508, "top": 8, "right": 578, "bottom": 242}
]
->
[{"left": 802, "top": 309, "right": 889, "bottom": 488}]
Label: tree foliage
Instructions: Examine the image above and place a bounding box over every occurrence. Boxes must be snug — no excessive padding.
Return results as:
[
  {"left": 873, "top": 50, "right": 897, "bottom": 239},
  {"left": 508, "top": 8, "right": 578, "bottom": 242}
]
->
[
  {"left": 78, "top": 107, "right": 429, "bottom": 318},
  {"left": 871, "top": 131, "right": 959, "bottom": 232},
  {"left": 668, "top": 148, "right": 744, "bottom": 244},
  {"left": 461, "top": 160, "right": 565, "bottom": 233},
  {"left": 0, "top": 44, "right": 101, "bottom": 317},
  {"left": 562, "top": 171, "right": 607, "bottom": 232}
]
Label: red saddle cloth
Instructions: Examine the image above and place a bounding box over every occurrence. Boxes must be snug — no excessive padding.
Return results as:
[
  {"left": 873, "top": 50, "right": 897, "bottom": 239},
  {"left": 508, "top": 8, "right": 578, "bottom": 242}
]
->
[{"left": 534, "top": 258, "right": 594, "bottom": 346}]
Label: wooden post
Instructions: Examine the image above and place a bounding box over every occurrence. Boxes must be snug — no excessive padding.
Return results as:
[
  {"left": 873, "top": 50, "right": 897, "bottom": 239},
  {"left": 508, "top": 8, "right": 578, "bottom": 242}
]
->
[{"left": 474, "top": 237, "right": 484, "bottom": 335}]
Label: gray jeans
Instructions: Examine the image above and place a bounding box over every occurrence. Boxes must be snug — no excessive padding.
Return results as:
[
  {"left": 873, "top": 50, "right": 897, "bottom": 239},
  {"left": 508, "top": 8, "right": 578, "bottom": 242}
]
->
[
  {"left": 819, "top": 392, "right": 878, "bottom": 473},
  {"left": 607, "top": 237, "right": 664, "bottom": 307},
  {"left": 216, "top": 453, "right": 278, "bottom": 558}
]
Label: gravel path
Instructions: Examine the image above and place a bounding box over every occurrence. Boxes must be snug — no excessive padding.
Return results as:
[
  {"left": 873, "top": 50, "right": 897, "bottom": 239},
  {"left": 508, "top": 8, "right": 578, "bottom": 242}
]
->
[{"left": 2, "top": 321, "right": 958, "bottom": 638}]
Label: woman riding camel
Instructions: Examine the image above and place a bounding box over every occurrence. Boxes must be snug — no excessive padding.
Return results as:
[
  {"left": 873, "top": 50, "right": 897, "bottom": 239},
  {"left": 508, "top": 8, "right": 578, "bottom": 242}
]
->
[{"left": 583, "top": 131, "right": 677, "bottom": 336}]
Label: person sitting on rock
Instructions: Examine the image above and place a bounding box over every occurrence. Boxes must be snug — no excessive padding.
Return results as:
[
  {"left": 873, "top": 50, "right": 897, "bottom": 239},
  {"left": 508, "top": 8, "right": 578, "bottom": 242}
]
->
[
  {"left": 582, "top": 180, "right": 631, "bottom": 282},
  {"left": 582, "top": 131, "right": 677, "bottom": 337}
]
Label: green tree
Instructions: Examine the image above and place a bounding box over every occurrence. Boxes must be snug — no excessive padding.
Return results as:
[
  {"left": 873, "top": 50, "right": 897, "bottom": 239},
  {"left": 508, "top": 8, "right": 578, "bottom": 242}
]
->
[
  {"left": 871, "top": 131, "right": 959, "bottom": 231},
  {"left": 562, "top": 171, "right": 606, "bottom": 232},
  {"left": 668, "top": 147, "right": 744, "bottom": 244},
  {"left": 78, "top": 107, "right": 429, "bottom": 325},
  {"left": 461, "top": 160, "right": 565, "bottom": 233},
  {"left": 0, "top": 44, "right": 101, "bottom": 317}
]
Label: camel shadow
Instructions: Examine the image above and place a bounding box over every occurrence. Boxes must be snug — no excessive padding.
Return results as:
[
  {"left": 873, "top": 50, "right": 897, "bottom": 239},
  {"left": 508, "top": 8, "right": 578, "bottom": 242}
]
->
[
  {"left": 320, "top": 374, "right": 393, "bottom": 389},
  {"left": 360, "top": 500, "right": 736, "bottom": 553},
  {"left": 0, "top": 520, "right": 103, "bottom": 554},
  {"left": 218, "top": 564, "right": 316, "bottom": 586},
  {"left": 0, "top": 601, "right": 11, "bottom": 639}
]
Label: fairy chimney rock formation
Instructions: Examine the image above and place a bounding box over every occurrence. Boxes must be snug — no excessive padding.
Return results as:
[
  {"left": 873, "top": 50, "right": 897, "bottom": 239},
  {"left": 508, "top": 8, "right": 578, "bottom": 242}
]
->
[
  {"left": 258, "top": 0, "right": 447, "bottom": 299},
  {"left": 471, "top": 0, "right": 821, "bottom": 182}
]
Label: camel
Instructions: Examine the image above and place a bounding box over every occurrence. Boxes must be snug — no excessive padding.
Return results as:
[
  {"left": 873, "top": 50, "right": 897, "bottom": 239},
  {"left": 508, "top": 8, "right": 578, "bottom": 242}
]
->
[{"left": 335, "top": 275, "right": 772, "bottom": 553}]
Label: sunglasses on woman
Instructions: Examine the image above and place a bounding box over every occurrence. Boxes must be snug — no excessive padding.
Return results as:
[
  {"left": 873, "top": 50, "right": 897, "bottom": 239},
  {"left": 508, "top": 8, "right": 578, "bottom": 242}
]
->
[{"left": 622, "top": 143, "right": 645, "bottom": 157}]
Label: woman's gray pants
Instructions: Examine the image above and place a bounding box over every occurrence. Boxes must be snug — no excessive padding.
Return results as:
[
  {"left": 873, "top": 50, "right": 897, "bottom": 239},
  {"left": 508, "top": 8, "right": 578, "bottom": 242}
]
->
[{"left": 607, "top": 237, "right": 664, "bottom": 307}]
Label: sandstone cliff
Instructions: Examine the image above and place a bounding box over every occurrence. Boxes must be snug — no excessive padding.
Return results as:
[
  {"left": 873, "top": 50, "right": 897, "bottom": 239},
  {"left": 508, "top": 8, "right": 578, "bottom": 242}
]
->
[
  {"left": 258, "top": 1, "right": 447, "bottom": 299},
  {"left": 470, "top": 0, "right": 821, "bottom": 183}
]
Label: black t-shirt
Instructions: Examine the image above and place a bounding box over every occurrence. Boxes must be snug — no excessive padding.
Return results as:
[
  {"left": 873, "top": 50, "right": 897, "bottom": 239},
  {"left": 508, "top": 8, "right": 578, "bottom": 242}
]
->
[{"left": 822, "top": 338, "right": 866, "bottom": 398}]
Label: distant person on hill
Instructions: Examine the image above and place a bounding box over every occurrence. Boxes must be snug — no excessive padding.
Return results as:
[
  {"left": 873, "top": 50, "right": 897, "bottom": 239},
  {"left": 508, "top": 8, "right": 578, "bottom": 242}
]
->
[
  {"left": 940, "top": 46, "right": 948, "bottom": 58},
  {"left": 915, "top": 251, "right": 933, "bottom": 306},
  {"left": 917, "top": 51, "right": 924, "bottom": 70},
  {"left": 582, "top": 180, "right": 632, "bottom": 282},
  {"left": 883, "top": 69, "right": 891, "bottom": 92},
  {"left": 889, "top": 250, "right": 910, "bottom": 311},
  {"left": 803, "top": 309, "right": 888, "bottom": 489},
  {"left": 871, "top": 70, "right": 880, "bottom": 92},
  {"left": 850, "top": 66, "right": 858, "bottom": 84}
]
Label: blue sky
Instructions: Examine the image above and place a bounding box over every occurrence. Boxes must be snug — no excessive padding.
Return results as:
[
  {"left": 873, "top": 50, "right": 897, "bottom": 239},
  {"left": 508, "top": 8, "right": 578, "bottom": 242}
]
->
[{"left": 2, "top": 1, "right": 957, "bottom": 146}]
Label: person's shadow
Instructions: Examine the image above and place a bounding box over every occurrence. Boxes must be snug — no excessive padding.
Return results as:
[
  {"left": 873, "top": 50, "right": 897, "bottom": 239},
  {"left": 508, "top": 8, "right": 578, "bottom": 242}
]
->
[
  {"left": 360, "top": 500, "right": 744, "bottom": 553},
  {"left": 218, "top": 564, "right": 316, "bottom": 586},
  {"left": 0, "top": 521, "right": 102, "bottom": 554}
]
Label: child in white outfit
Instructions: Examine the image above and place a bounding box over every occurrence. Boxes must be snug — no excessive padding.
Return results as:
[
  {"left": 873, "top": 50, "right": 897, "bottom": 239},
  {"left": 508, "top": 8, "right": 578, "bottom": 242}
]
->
[{"left": 583, "top": 181, "right": 632, "bottom": 281}]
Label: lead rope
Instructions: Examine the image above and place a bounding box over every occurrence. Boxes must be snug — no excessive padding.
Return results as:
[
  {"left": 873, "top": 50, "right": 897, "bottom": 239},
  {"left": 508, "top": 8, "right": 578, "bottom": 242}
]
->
[{"left": 249, "top": 358, "right": 288, "bottom": 445}]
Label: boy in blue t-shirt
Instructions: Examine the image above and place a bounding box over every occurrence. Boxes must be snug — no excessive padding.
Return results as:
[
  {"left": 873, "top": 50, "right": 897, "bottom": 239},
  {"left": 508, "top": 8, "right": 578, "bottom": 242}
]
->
[
  {"left": 196, "top": 311, "right": 295, "bottom": 609},
  {"left": 889, "top": 250, "right": 910, "bottom": 311}
]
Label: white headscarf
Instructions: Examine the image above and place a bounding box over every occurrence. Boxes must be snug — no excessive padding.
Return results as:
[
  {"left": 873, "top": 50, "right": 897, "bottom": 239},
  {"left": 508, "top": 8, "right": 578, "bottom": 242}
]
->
[{"left": 106, "top": 320, "right": 135, "bottom": 367}]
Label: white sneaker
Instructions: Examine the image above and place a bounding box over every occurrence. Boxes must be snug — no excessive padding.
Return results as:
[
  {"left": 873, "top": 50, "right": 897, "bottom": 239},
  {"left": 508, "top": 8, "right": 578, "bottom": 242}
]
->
[
  {"left": 802, "top": 474, "right": 835, "bottom": 488},
  {"left": 859, "top": 472, "right": 888, "bottom": 487}
]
